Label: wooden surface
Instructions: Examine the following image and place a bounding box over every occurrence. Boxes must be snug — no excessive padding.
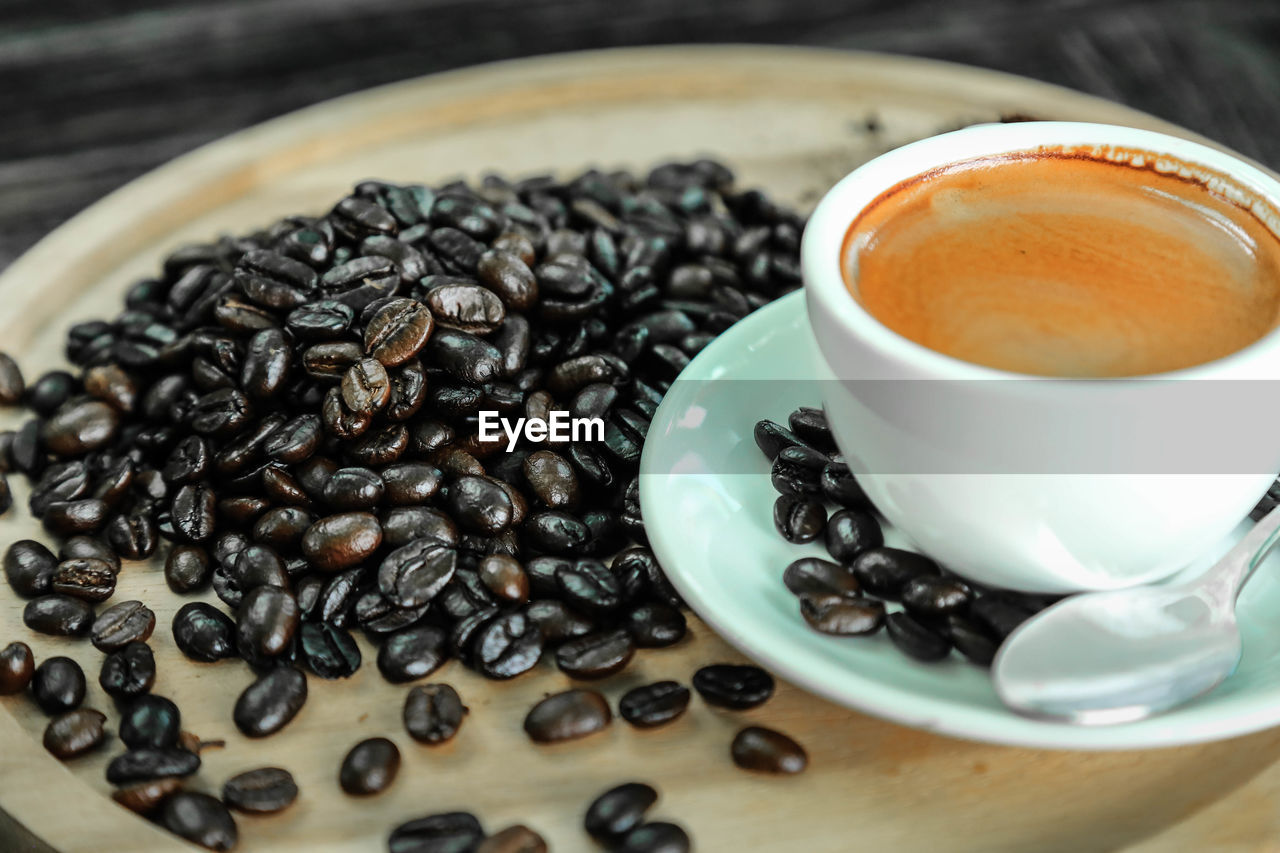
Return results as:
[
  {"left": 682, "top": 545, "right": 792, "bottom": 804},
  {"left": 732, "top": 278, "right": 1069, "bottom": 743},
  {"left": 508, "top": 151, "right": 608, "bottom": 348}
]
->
[
  {"left": 2, "top": 1, "right": 1280, "bottom": 273},
  {"left": 2, "top": 47, "right": 1280, "bottom": 852}
]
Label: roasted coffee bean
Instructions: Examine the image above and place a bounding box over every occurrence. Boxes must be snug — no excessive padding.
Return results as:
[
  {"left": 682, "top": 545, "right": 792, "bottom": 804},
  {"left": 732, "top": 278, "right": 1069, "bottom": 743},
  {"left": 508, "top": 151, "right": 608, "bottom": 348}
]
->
[
  {"left": 29, "top": 461, "right": 89, "bottom": 515},
  {"left": 172, "top": 484, "right": 217, "bottom": 543},
  {"left": 386, "top": 360, "right": 428, "bottom": 421},
  {"left": 287, "top": 299, "right": 355, "bottom": 341},
  {"left": 800, "top": 596, "right": 885, "bottom": 636},
  {"left": 472, "top": 609, "right": 543, "bottom": 679},
  {"left": 389, "top": 812, "right": 485, "bottom": 853},
  {"left": 106, "top": 747, "right": 201, "bottom": 784},
  {"left": 188, "top": 388, "right": 252, "bottom": 437},
  {"left": 297, "top": 621, "right": 361, "bottom": 679},
  {"left": 730, "top": 726, "right": 807, "bottom": 774},
  {"left": 59, "top": 535, "right": 119, "bottom": 571},
  {"left": 584, "top": 782, "right": 658, "bottom": 840},
  {"left": 425, "top": 283, "right": 506, "bottom": 334},
  {"left": 971, "top": 594, "right": 1037, "bottom": 639},
  {"left": 523, "top": 689, "right": 611, "bottom": 743},
  {"left": 524, "top": 598, "right": 593, "bottom": 642},
  {"left": 120, "top": 695, "right": 181, "bottom": 749},
  {"left": 616, "top": 546, "right": 682, "bottom": 609},
  {"left": 237, "top": 248, "right": 318, "bottom": 309},
  {"left": 754, "top": 419, "right": 810, "bottom": 460},
  {"left": 44, "top": 708, "right": 108, "bottom": 760},
  {"left": 901, "top": 576, "right": 974, "bottom": 618},
  {"left": 616, "top": 822, "right": 691, "bottom": 853},
  {"left": 446, "top": 475, "right": 513, "bottom": 534},
  {"left": 885, "top": 611, "right": 953, "bottom": 661},
  {"left": 824, "top": 509, "right": 882, "bottom": 563},
  {"left": 523, "top": 450, "right": 579, "bottom": 508},
  {"left": 948, "top": 615, "right": 999, "bottom": 666},
  {"left": 263, "top": 413, "right": 322, "bottom": 463},
  {"left": 377, "top": 625, "right": 448, "bottom": 683},
  {"left": 304, "top": 340, "right": 363, "bottom": 379},
  {"left": 172, "top": 602, "right": 237, "bottom": 662},
  {"left": 112, "top": 777, "right": 183, "bottom": 816},
  {"left": 31, "top": 656, "right": 87, "bottom": 714},
  {"left": 850, "top": 547, "right": 939, "bottom": 599},
  {"left": 773, "top": 495, "right": 826, "bottom": 543},
  {"left": 555, "top": 558, "right": 622, "bottom": 615},
  {"left": 26, "top": 370, "right": 74, "bottom": 416},
  {"left": 253, "top": 507, "right": 313, "bottom": 553},
  {"left": 23, "top": 594, "right": 94, "bottom": 636},
  {"left": 478, "top": 249, "right": 538, "bottom": 310},
  {"left": 342, "top": 358, "right": 391, "bottom": 416},
  {"left": 782, "top": 557, "right": 860, "bottom": 599},
  {"left": 237, "top": 586, "right": 300, "bottom": 660},
  {"left": 321, "top": 467, "right": 383, "bottom": 511},
  {"left": 556, "top": 628, "right": 634, "bottom": 679},
  {"left": 365, "top": 298, "right": 434, "bottom": 366},
  {"left": 44, "top": 498, "right": 109, "bottom": 535},
  {"left": 42, "top": 399, "right": 119, "bottom": 455},
  {"left": 403, "top": 683, "right": 467, "bottom": 745},
  {"left": 105, "top": 509, "right": 158, "bottom": 559},
  {"left": 381, "top": 462, "right": 442, "bottom": 505},
  {"left": 378, "top": 539, "right": 458, "bottom": 608},
  {"left": 160, "top": 791, "right": 238, "bottom": 852},
  {"left": 476, "top": 825, "right": 548, "bottom": 853},
  {"left": 240, "top": 328, "right": 291, "bottom": 398},
  {"left": 625, "top": 602, "right": 686, "bottom": 647},
  {"left": 339, "top": 736, "right": 400, "bottom": 795},
  {"left": 234, "top": 666, "right": 308, "bottom": 737},
  {"left": 692, "top": 664, "right": 774, "bottom": 710},
  {"left": 478, "top": 554, "right": 529, "bottom": 603},
  {"left": 301, "top": 512, "right": 382, "bottom": 572},
  {"left": 223, "top": 766, "right": 298, "bottom": 814},
  {"left": 0, "top": 352, "right": 24, "bottom": 404},
  {"left": 787, "top": 406, "right": 836, "bottom": 453},
  {"left": 92, "top": 600, "right": 156, "bottom": 651},
  {"left": 618, "top": 681, "right": 691, "bottom": 728},
  {"left": 0, "top": 641, "right": 34, "bottom": 695},
  {"left": 4, "top": 539, "right": 57, "bottom": 597},
  {"left": 820, "top": 460, "right": 868, "bottom": 508},
  {"left": 99, "top": 641, "right": 157, "bottom": 698}
]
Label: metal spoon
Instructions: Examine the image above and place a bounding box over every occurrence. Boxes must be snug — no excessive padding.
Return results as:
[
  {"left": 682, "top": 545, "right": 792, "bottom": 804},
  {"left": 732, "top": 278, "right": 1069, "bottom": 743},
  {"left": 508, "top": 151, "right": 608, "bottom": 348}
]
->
[{"left": 992, "top": 505, "right": 1280, "bottom": 725}]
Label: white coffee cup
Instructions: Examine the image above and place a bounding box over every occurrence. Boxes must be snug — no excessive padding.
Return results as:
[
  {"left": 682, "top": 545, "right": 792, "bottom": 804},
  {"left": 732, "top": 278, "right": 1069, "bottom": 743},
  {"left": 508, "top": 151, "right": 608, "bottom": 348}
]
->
[{"left": 802, "top": 121, "right": 1280, "bottom": 593}]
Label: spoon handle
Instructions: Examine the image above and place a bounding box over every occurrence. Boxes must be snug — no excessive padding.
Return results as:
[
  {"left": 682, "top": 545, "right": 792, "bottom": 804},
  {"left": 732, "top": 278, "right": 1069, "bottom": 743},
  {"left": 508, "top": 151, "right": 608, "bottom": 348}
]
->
[{"left": 1202, "top": 504, "right": 1280, "bottom": 607}]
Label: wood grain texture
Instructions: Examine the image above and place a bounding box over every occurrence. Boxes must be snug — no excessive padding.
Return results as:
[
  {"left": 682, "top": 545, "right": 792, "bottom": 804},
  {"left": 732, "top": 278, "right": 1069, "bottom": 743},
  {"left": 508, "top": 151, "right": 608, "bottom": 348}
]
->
[
  {"left": 1, "top": 0, "right": 1279, "bottom": 269},
  {"left": 0, "top": 47, "right": 1277, "bottom": 853}
]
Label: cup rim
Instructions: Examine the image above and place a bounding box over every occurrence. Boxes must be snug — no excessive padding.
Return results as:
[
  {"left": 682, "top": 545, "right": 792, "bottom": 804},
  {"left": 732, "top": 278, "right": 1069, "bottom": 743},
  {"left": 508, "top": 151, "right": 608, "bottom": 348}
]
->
[{"left": 801, "top": 120, "right": 1280, "bottom": 382}]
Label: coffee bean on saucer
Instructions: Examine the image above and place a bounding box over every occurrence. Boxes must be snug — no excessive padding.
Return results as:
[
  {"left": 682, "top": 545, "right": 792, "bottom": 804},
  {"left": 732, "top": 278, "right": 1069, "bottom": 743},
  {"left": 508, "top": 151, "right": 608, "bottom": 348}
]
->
[
  {"left": 403, "top": 683, "right": 467, "bottom": 745},
  {"left": 770, "top": 446, "right": 826, "bottom": 497},
  {"left": 782, "top": 557, "right": 859, "bottom": 599},
  {"left": 773, "top": 495, "right": 826, "bottom": 544},
  {"left": 0, "top": 641, "right": 35, "bottom": 695},
  {"left": 901, "top": 576, "right": 973, "bottom": 618},
  {"left": 32, "top": 656, "right": 86, "bottom": 715},
  {"left": 160, "top": 791, "right": 238, "bottom": 852},
  {"left": 584, "top": 782, "right": 658, "bottom": 840},
  {"left": 524, "top": 689, "right": 611, "bottom": 743},
  {"left": 476, "top": 825, "right": 548, "bottom": 853},
  {"left": 223, "top": 767, "right": 298, "bottom": 814},
  {"left": 692, "top": 664, "right": 774, "bottom": 710},
  {"left": 618, "top": 681, "right": 691, "bottom": 728},
  {"left": 948, "top": 615, "right": 1000, "bottom": 666},
  {"left": 824, "top": 509, "right": 883, "bottom": 563},
  {"left": 99, "top": 641, "right": 157, "bottom": 699},
  {"left": 788, "top": 406, "right": 836, "bottom": 453},
  {"left": 753, "top": 420, "right": 810, "bottom": 461},
  {"left": 731, "top": 726, "right": 807, "bottom": 774},
  {"left": 971, "top": 594, "right": 1037, "bottom": 639},
  {"left": 820, "top": 460, "right": 869, "bottom": 509},
  {"left": 43, "top": 708, "right": 107, "bottom": 760},
  {"left": 616, "top": 822, "right": 692, "bottom": 853},
  {"left": 885, "top": 611, "right": 952, "bottom": 661},
  {"left": 389, "top": 812, "right": 485, "bottom": 853},
  {"left": 850, "top": 547, "right": 939, "bottom": 599},
  {"left": 799, "top": 595, "right": 885, "bottom": 635},
  {"left": 339, "top": 736, "right": 400, "bottom": 796}
]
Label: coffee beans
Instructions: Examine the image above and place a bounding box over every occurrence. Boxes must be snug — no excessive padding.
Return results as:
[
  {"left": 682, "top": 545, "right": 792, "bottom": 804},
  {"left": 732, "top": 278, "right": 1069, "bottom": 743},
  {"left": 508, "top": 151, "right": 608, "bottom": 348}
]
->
[
  {"left": 524, "top": 689, "right": 612, "bottom": 743},
  {"left": 339, "top": 736, "right": 400, "bottom": 795},
  {"left": 389, "top": 812, "right": 485, "bottom": 853},
  {"left": 160, "top": 791, "right": 238, "bottom": 851},
  {"left": 106, "top": 747, "right": 201, "bottom": 784},
  {"left": 378, "top": 538, "right": 457, "bottom": 608},
  {"left": 23, "top": 593, "right": 94, "bottom": 636},
  {"left": 32, "top": 656, "right": 86, "bottom": 714},
  {"left": 730, "top": 726, "right": 807, "bottom": 774},
  {"left": 619, "top": 681, "right": 691, "bottom": 729},
  {"left": 43, "top": 708, "right": 107, "bottom": 759},
  {"left": 112, "top": 777, "right": 183, "bottom": 816},
  {"left": 365, "top": 298, "right": 434, "bottom": 366},
  {"left": 851, "top": 547, "right": 940, "bottom": 599},
  {"left": 692, "top": 664, "right": 774, "bottom": 710},
  {"left": 233, "top": 666, "right": 308, "bottom": 737},
  {"left": 302, "top": 512, "right": 382, "bottom": 571},
  {"left": 885, "top": 611, "right": 952, "bottom": 661},
  {"left": 173, "top": 602, "right": 237, "bottom": 662},
  {"left": 120, "top": 695, "right": 181, "bottom": 749},
  {"left": 773, "top": 495, "right": 826, "bottom": 543},
  {"left": 824, "top": 509, "right": 883, "bottom": 563},
  {"left": 477, "top": 825, "right": 548, "bottom": 853},
  {"left": 377, "top": 625, "right": 447, "bottom": 683},
  {"left": 100, "top": 641, "right": 157, "bottom": 698},
  {"left": 556, "top": 628, "right": 635, "bottom": 679},
  {"left": 297, "top": 621, "right": 362, "bottom": 679},
  {"left": 92, "top": 599, "right": 155, "bottom": 651},
  {"left": 4, "top": 539, "right": 56, "bottom": 597},
  {"left": 800, "top": 596, "right": 885, "bottom": 635},
  {"left": 584, "top": 782, "right": 657, "bottom": 840},
  {"left": 223, "top": 767, "right": 299, "bottom": 814},
  {"left": 0, "top": 641, "right": 34, "bottom": 694},
  {"left": 0, "top": 352, "right": 24, "bottom": 404},
  {"left": 472, "top": 609, "right": 543, "bottom": 679},
  {"left": 625, "top": 603, "right": 686, "bottom": 648},
  {"left": 236, "top": 585, "right": 300, "bottom": 660},
  {"left": 616, "top": 822, "right": 692, "bottom": 853},
  {"left": 403, "top": 683, "right": 467, "bottom": 745}
]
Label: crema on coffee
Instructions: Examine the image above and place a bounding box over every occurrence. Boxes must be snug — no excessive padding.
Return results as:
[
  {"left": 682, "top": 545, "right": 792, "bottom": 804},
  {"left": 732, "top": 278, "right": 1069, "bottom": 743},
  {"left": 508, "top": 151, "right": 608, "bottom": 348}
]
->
[{"left": 842, "top": 147, "right": 1280, "bottom": 376}]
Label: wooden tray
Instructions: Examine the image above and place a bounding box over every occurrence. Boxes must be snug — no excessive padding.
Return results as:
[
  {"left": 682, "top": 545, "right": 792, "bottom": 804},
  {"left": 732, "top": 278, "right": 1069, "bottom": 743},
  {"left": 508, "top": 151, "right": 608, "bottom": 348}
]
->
[{"left": 2, "top": 45, "right": 1277, "bottom": 852}]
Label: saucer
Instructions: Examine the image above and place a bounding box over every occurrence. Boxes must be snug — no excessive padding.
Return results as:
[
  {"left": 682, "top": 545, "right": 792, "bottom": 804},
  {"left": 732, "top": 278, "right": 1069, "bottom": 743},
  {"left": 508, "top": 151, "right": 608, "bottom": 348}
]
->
[{"left": 639, "top": 291, "right": 1280, "bottom": 750}]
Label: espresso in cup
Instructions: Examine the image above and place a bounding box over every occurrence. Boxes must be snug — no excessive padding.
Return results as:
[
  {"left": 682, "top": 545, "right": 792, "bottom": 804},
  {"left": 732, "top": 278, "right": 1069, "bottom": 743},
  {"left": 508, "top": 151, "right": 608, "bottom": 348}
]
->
[{"left": 842, "top": 147, "right": 1280, "bottom": 377}]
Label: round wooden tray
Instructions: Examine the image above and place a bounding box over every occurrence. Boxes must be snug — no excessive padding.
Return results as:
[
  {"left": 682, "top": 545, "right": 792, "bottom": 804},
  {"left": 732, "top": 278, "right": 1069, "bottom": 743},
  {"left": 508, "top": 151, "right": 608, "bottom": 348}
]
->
[{"left": 2, "top": 45, "right": 1278, "bottom": 852}]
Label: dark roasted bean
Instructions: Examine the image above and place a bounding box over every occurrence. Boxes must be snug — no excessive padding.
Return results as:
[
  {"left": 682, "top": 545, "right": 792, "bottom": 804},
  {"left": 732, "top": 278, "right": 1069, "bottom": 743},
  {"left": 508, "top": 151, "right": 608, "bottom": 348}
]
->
[
  {"left": 556, "top": 628, "right": 634, "bottom": 679},
  {"left": 850, "top": 547, "right": 939, "bottom": 599},
  {"left": 234, "top": 666, "right": 308, "bottom": 737},
  {"left": 99, "top": 641, "right": 157, "bottom": 698},
  {"left": 948, "top": 616, "right": 1000, "bottom": 666},
  {"left": 324, "top": 467, "right": 385, "bottom": 510},
  {"left": 365, "top": 298, "right": 434, "bottom": 366},
  {"left": 223, "top": 766, "right": 299, "bottom": 814},
  {"left": 692, "top": 664, "right": 774, "bottom": 710},
  {"left": 339, "top": 736, "right": 400, "bottom": 796},
  {"left": 44, "top": 708, "right": 108, "bottom": 760},
  {"left": 820, "top": 460, "right": 869, "bottom": 508},
  {"left": 44, "top": 498, "right": 109, "bottom": 535},
  {"left": 478, "top": 249, "right": 538, "bottom": 310},
  {"left": 773, "top": 494, "right": 826, "bottom": 544},
  {"left": 0, "top": 642, "right": 35, "bottom": 695},
  {"left": 377, "top": 625, "right": 447, "bottom": 683},
  {"left": 304, "top": 341, "right": 363, "bottom": 380},
  {"left": 619, "top": 681, "right": 690, "bottom": 728},
  {"left": 240, "top": 328, "right": 291, "bottom": 398},
  {"left": 753, "top": 419, "right": 810, "bottom": 461},
  {"left": 425, "top": 283, "right": 506, "bottom": 335},
  {"left": 885, "top": 611, "right": 953, "bottom": 661},
  {"left": 107, "top": 746, "right": 200, "bottom": 786},
  {"left": 782, "top": 557, "right": 860, "bottom": 599},
  {"left": 731, "top": 726, "right": 807, "bottom": 774},
  {"left": 302, "top": 512, "right": 382, "bottom": 572},
  {"left": 120, "top": 695, "right": 181, "bottom": 749},
  {"left": 253, "top": 507, "right": 313, "bottom": 552},
  {"left": 160, "top": 791, "right": 238, "bottom": 852},
  {"left": 800, "top": 595, "right": 885, "bottom": 635},
  {"left": 32, "top": 657, "right": 86, "bottom": 714},
  {"left": 173, "top": 602, "right": 237, "bottom": 662},
  {"left": 42, "top": 399, "right": 119, "bottom": 455},
  {"left": 379, "top": 539, "right": 458, "bottom": 608},
  {"left": 472, "top": 609, "right": 543, "bottom": 679},
  {"left": 585, "top": 782, "right": 657, "bottom": 840},
  {"left": 555, "top": 558, "right": 621, "bottom": 615},
  {"left": 0, "top": 352, "right": 25, "bottom": 404},
  {"left": 446, "top": 476, "right": 513, "bottom": 534},
  {"left": 901, "top": 576, "right": 974, "bottom": 618},
  {"left": 92, "top": 600, "right": 155, "bottom": 651},
  {"left": 342, "top": 358, "right": 391, "bottom": 415},
  {"left": 297, "top": 620, "right": 362, "bottom": 679},
  {"left": 478, "top": 554, "right": 529, "bottom": 603},
  {"left": 523, "top": 688, "right": 611, "bottom": 743},
  {"left": 477, "top": 825, "right": 548, "bottom": 853},
  {"left": 389, "top": 812, "right": 485, "bottom": 853},
  {"left": 237, "top": 586, "right": 300, "bottom": 660},
  {"left": 525, "top": 598, "right": 593, "bottom": 643},
  {"left": 112, "top": 777, "right": 183, "bottom": 816},
  {"left": 824, "top": 509, "right": 882, "bottom": 563},
  {"left": 4, "top": 539, "right": 57, "bottom": 597},
  {"left": 788, "top": 406, "right": 836, "bottom": 452},
  {"left": 106, "top": 509, "right": 158, "bottom": 559},
  {"left": 381, "top": 462, "right": 442, "bottom": 505},
  {"left": 625, "top": 602, "right": 686, "bottom": 647},
  {"left": 24, "top": 594, "right": 94, "bottom": 636},
  {"left": 971, "top": 595, "right": 1036, "bottom": 639},
  {"left": 59, "top": 535, "right": 119, "bottom": 571},
  {"left": 403, "top": 683, "right": 467, "bottom": 745}
]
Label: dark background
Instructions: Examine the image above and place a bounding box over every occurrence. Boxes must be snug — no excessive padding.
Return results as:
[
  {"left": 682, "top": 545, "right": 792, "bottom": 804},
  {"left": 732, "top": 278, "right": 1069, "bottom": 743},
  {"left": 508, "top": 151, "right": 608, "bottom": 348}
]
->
[{"left": 2, "top": 0, "right": 1278, "bottom": 268}]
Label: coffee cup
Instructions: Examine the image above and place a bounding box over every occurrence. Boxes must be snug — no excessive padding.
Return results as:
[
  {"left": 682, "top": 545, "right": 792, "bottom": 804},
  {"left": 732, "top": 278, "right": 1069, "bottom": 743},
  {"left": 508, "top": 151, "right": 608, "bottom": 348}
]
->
[{"left": 802, "top": 121, "right": 1280, "bottom": 592}]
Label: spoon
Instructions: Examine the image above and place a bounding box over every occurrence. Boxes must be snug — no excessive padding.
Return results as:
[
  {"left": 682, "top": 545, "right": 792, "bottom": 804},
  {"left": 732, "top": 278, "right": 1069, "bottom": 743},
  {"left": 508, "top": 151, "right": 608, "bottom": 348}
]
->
[{"left": 992, "top": 505, "right": 1280, "bottom": 725}]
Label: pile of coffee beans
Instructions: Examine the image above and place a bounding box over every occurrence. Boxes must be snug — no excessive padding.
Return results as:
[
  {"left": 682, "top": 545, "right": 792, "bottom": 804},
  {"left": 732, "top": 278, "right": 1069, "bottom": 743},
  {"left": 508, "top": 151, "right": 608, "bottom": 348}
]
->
[
  {"left": 0, "top": 159, "right": 806, "bottom": 850},
  {"left": 758, "top": 407, "right": 1064, "bottom": 665}
]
